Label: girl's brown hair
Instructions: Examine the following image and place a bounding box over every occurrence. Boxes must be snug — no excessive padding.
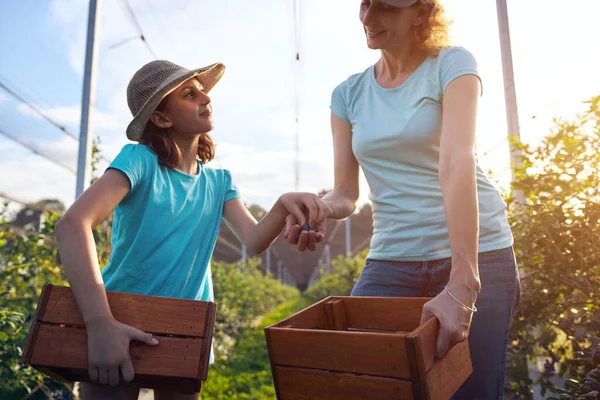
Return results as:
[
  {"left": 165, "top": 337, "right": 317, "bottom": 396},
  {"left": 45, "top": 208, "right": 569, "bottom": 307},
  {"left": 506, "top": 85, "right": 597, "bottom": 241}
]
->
[{"left": 140, "top": 98, "right": 215, "bottom": 168}]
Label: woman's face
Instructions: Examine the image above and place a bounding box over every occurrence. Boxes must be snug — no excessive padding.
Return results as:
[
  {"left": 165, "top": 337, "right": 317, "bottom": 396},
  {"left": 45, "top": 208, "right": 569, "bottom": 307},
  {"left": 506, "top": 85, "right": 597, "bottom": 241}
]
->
[{"left": 359, "top": 0, "right": 422, "bottom": 51}]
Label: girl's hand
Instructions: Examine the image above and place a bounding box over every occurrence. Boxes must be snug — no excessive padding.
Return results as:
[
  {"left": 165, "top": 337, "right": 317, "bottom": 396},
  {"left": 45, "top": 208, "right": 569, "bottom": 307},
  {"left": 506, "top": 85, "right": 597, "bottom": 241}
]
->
[
  {"left": 86, "top": 316, "right": 158, "bottom": 386},
  {"left": 279, "top": 193, "right": 329, "bottom": 251}
]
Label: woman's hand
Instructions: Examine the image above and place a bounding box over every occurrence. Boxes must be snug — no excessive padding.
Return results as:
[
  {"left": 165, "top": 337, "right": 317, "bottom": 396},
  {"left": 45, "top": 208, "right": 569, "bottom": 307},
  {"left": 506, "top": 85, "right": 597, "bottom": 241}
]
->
[
  {"left": 279, "top": 193, "right": 330, "bottom": 251},
  {"left": 283, "top": 213, "right": 328, "bottom": 251},
  {"left": 420, "top": 282, "right": 477, "bottom": 359}
]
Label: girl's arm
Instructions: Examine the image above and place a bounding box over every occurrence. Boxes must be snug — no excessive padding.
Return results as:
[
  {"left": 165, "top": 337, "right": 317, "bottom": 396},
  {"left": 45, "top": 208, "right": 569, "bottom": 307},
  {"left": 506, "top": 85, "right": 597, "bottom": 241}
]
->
[
  {"left": 420, "top": 74, "right": 481, "bottom": 359},
  {"left": 55, "top": 169, "right": 157, "bottom": 386},
  {"left": 223, "top": 192, "right": 328, "bottom": 254}
]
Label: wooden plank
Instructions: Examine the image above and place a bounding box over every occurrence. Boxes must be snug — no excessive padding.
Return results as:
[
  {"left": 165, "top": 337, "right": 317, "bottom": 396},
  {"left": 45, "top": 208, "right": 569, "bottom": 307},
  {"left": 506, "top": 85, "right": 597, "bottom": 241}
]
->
[
  {"left": 29, "top": 324, "right": 203, "bottom": 379},
  {"left": 426, "top": 339, "right": 472, "bottom": 400},
  {"left": 268, "top": 327, "right": 411, "bottom": 379},
  {"left": 334, "top": 296, "right": 431, "bottom": 333},
  {"left": 267, "top": 296, "right": 330, "bottom": 330},
  {"left": 264, "top": 327, "right": 282, "bottom": 399},
  {"left": 274, "top": 366, "right": 414, "bottom": 400},
  {"left": 39, "top": 285, "right": 211, "bottom": 337},
  {"left": 324, "top": 299, "right": 347, "bottom": 331},
  {"left": 22, "top": 284, "right": 53, "bottom": 364},
  {"left": 41, "top": 367, "right": 200, "bottom": 394},
  {"left": 22, "top": 320, "right": 41, "bottom": 365},
  {"left": 406, "top": 317, "right": 438, "bottom": 400},
  {"left": 407, "top": 316, "right": 439, "bottom": 373},
  {"left": 198, "top": 301, "right": 217, "bottom": 382}
]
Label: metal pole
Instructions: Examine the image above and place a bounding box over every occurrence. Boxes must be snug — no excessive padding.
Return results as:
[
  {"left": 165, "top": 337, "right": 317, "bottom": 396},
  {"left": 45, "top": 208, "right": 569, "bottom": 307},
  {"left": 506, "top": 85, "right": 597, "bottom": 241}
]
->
[
  {"left": 293, "top": 0, "right": 301, "bottom": 190},
  {"left": 266, "top": 248, "right": 271, "bottom": 274},
  {"left": 496, "top": 0, "right": 523, "bottom": 201},
  {"left": 345, "top": 218, "right": 351, "bottom": 258},
  {"left": 277, "top": 261, "right": 283, "bottom": 282},
  {"left": 325, "top": 244, "right": 331, "bottom": 273},
  {"left": 76, "top": 0, "right": 100, "bottom": 198},
  {"left": 242, "top": 245, "right": 247, "bottom": 265}
]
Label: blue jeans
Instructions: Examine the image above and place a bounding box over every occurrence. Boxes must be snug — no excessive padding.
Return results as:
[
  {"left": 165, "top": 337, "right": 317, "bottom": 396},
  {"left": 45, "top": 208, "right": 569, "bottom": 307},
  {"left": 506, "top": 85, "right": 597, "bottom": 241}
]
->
[{"left": 351, "top": 247, "right": 520, "bottom": 400}]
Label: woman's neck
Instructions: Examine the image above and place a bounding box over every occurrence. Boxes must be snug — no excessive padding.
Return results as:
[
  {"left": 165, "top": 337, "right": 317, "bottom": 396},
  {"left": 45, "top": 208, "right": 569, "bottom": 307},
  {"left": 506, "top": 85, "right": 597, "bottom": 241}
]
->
[{"left": 375, "top": 43, "right": 429, "bottom": 86}]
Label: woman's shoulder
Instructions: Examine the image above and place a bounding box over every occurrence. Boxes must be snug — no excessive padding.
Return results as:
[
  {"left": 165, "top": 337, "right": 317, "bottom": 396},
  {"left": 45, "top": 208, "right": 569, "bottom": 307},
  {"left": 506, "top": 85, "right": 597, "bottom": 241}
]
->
[
  {"left": 436, "top": 46, "right": 477, "bottom": 64},
  {"left": 333, "top": 66, "right": 373, "bottom": 96}
]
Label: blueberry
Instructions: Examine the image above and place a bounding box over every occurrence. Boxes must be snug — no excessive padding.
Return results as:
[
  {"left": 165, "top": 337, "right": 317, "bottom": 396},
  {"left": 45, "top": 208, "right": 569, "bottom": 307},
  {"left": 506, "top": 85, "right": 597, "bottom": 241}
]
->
[{"left": 301, "top": 223, "right": 309, "bottom": 231}]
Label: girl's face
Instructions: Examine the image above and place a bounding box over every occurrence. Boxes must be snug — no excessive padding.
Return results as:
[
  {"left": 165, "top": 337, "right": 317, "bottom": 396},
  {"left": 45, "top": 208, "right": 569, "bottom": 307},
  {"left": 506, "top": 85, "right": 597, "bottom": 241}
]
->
[{"left": 150, "top": 77, "right": 214, "bottom": 136}]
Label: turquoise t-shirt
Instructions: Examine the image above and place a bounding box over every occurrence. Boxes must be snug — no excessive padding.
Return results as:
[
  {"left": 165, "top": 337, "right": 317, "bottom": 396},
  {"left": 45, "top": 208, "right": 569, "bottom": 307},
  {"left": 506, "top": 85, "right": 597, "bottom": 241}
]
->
[
  {"left": 101, "top": 144, "right": 240, "bottom": 302},
  {"left": 330, "top": 46, "right": 513, "bottom": 262}
]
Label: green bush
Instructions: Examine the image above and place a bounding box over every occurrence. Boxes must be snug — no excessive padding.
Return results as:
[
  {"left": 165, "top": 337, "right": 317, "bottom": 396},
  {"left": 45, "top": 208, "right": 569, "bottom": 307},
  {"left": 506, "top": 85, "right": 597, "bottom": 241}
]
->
[
  {"left": 507, "top": 96, "right": 600, "bottom": 398},
  {"left": 0, "top": 205, "right": 75, "bottom": 399},
  {"left": 211, "top": 259, "right": 299, "bottom": 358},
  {"left": 202, "top": 298, "right": 310, "bottom": 400},
  {"left": 303, "top": 250, "right": 367, "bottom": 303}
]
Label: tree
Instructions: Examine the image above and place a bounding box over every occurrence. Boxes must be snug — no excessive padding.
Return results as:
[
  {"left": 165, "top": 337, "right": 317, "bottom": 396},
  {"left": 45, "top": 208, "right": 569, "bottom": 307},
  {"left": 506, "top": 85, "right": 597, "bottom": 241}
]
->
[{"left": 507, "top": 96, "right": 600, "bottom": 399}]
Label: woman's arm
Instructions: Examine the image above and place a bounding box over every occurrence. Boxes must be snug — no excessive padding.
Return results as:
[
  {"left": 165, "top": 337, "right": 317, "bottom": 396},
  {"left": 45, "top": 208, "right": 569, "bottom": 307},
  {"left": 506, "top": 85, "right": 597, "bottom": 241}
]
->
[
  {"left": 321, "top": 112, "right": 361, "bottom": 219},
  {"left": 55, "top": 169, "right": 157, "bottom": 385},
  {"left": 421, "top": 74, "right": 482, "bottom": 358},
  {"left": 283, "top": 112, "right": 361, "bottom": 250},
  {"left": 439, "top": 74, "right": 481, "bottom": 301},
  {"left": 223, "top": 193, "right": 328, "bottom": 254}
]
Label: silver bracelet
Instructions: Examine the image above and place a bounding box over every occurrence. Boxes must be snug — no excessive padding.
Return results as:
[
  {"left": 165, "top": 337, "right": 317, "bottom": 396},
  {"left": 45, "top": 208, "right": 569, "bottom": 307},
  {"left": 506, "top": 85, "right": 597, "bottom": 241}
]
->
[{"left": 444, "top": 286, "right": 477, "bottom": 313}]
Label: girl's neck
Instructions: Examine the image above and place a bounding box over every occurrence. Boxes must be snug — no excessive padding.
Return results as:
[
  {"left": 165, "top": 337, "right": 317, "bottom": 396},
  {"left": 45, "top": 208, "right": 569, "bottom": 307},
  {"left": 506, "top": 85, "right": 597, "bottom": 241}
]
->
[{"left": 172, "top": 133, "right": 201, "bottom": 175}]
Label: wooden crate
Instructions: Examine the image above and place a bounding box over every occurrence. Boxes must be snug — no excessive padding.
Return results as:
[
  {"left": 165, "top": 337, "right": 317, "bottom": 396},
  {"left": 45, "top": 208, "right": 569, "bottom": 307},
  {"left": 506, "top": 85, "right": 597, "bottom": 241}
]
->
[
  {"left": 264, "top": 296, "right": 472, "bottom": 400},
  {"left": 21, "top": 284, "right": 216, "bottom": 394}
]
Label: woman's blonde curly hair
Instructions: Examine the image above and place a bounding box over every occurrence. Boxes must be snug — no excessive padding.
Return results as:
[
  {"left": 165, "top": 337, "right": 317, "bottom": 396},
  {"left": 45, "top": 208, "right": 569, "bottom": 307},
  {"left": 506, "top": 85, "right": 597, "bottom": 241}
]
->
[{"left": 413, "top": 0, "right": 452, "bottom": 56}]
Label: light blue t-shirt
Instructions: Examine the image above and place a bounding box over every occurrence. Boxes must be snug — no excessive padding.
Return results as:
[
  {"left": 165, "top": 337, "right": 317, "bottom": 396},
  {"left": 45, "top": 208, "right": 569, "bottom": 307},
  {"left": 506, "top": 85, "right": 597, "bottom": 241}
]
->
[
  {"left": 330, "top": 46, "right": 513, "bottom": 262},
  {"left": 101, "top": 144, "right": 240, "bottom": 302}
]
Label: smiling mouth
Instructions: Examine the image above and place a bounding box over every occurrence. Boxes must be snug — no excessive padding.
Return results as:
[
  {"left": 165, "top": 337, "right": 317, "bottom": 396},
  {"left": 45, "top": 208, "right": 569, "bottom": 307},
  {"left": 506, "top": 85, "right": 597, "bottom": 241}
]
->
[
  {"left": 200, "top": 110, "right": 212, "bottom": 118},
  {"left": 366, "top": 29, "right": 384, "bottom": 37}
]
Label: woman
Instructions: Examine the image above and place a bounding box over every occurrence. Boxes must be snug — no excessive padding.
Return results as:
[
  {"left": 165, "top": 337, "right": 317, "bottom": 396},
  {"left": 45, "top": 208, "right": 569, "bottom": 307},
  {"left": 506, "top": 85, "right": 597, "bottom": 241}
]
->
[
  {"left": 285, "top": 0, "right": 520, "bottom": 398},
  {"left": 56, "top": 59, "right": 328, "bottom": 399}
]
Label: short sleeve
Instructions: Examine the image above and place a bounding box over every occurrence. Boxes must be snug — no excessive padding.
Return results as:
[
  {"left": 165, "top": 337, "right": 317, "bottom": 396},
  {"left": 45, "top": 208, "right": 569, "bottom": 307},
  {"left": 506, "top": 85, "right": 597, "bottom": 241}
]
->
[
  {"left": 330, "top": 81, "right": 351, "bottom": 124},
  {"left": 223, "top": 170, "right": 241, "bottom": 203},
  {"left": 106, "top": 144, "right": 154, "bottom": 191},
  {"left": 439, "top": 46, "right": 482, "bottom": 95}
]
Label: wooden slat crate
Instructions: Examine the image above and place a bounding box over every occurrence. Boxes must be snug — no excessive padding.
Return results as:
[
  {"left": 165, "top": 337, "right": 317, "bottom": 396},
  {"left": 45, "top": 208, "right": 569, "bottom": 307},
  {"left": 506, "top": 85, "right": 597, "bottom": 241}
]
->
[
  {"left": 21, "top": 284, "right": 217, "bottom": 394},
  {"left": 264, "top": 296, "right": 472, "bottom": 400}
]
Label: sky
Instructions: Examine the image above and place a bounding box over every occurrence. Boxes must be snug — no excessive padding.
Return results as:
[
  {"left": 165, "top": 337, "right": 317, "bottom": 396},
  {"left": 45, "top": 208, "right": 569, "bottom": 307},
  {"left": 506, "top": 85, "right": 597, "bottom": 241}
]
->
[{"left": 0, "top": 0, "right": 599, "bottom": 214}]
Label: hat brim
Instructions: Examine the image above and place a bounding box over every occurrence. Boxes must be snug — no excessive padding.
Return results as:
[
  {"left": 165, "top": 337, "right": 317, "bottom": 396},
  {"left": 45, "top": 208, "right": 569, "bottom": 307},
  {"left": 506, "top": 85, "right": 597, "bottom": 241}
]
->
[
  {"left": 126, "top": 62, "right": 226, "bottom": 142},
  {"left": 379, "top": 0, "right": 419, "bottom": 6}
]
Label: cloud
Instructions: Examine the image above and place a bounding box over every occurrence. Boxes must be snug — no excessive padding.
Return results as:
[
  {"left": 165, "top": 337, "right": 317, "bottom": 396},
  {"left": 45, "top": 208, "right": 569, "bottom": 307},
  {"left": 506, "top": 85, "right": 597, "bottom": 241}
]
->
[
  {"left": 0, "top": 92, "right": 6, "bottom": 104},
  {"left": 17, "top": 104, "right": 126, "bottom": 132},
  {"left": 0, "top": 155, "right": 75, "bottom": 209}
]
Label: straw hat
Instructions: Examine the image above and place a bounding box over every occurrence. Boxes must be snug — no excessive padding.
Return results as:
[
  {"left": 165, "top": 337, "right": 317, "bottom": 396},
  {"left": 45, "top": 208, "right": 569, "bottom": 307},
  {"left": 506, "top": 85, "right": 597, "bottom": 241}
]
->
[{"left": 126, "top": 60, "right": 225, "bottom": 141}]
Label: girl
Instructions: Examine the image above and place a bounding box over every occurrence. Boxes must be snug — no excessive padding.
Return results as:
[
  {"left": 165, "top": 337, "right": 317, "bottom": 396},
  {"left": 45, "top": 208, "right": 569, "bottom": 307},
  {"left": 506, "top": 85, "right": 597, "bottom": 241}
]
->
[{"left": 55, "top": 59, "right": 327, "bottom": 400}]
